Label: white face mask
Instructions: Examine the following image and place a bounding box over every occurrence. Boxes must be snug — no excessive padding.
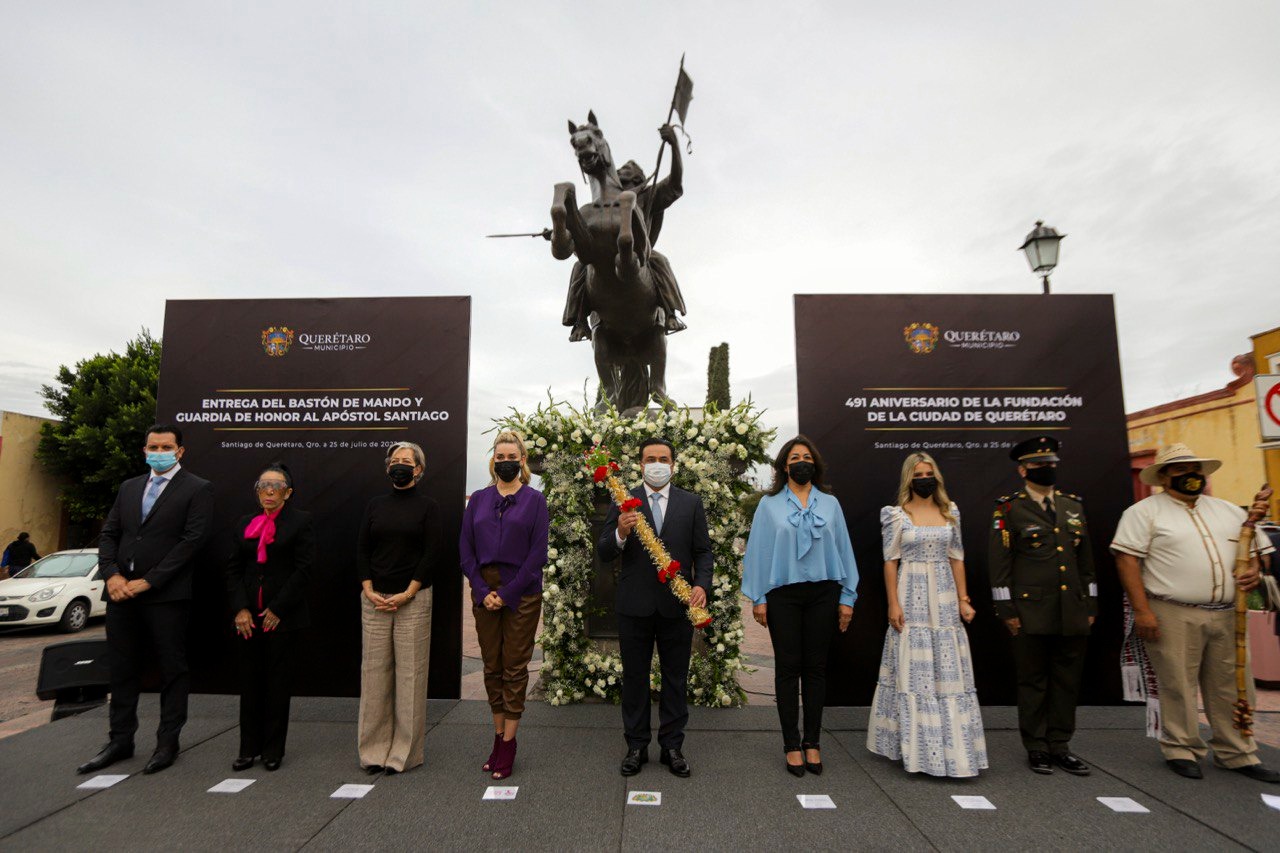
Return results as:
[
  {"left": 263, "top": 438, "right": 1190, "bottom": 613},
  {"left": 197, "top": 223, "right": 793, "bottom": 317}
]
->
[{"left": 643, "top": 462, "right": 672, "bottom": 489}]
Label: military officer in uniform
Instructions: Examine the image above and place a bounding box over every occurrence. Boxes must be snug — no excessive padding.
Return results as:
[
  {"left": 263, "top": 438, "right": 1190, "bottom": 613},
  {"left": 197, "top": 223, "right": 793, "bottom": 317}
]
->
[{"left": 988, "top": 435, "right": 1097, "bottom": 776}]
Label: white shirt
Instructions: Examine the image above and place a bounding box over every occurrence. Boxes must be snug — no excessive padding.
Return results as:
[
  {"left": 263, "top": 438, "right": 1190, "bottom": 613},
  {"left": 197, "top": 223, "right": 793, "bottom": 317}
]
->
[
  {"left": 615, "top": 482, "right": 672, "bottom": 548},
  {"left": 1111, "top": 491, "right": 1273, "bottom": 605},
  {"left": 141, "top": 463, "right": 181, "bottom": 514}
]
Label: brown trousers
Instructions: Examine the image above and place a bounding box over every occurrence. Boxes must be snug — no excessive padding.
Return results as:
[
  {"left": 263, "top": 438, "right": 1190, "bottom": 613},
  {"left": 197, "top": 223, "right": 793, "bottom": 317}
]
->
[
  {"left": 357, "top": 589, "right": 432, "bottom": 771},
  {"left": 1145, "top": 597, "right": 1258, "bottom": 768},
  {"left": 473, "top": 566, "right": 542, "bottom": 720}
]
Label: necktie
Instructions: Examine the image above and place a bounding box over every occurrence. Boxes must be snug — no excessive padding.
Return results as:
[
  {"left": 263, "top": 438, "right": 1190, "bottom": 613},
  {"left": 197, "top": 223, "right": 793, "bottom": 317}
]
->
[
  {"left": 142, "top": 476, "right": 164, "bottom": 518},
  {"left": 1043, "top": 497, "right": 1053, "bottom": 515},
  {"left": 651, "top": 493, "right": 664, "bottom": 537}
]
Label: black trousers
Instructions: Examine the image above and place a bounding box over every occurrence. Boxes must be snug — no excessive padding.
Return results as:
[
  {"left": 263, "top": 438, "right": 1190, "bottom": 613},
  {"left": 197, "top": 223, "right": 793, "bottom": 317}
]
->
[
  {"left": 106, "top": 599, "right": 190, "bottom": 747},
  {"left": 618, "top": 611, "right": 694, "bottom": 750},
  {"left": 766, "top": 580, "right": 840, "bottom": 750},
  {"left": 1012, "top": 633, "right": 1089, "bottom": 753},
  {"left": 237, "top": 628, "right": 297, "bottom": 760}
]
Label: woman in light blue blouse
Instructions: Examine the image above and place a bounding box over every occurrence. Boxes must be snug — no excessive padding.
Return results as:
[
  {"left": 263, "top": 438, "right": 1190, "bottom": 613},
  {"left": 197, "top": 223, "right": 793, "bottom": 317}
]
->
[{"left": 742, "top": 435, "right": 859, "bottom": 777}]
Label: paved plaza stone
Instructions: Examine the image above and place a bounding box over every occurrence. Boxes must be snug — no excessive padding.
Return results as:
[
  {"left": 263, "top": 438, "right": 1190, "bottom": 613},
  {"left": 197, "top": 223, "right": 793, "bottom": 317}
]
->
[{"left": 1, "top": 694, "right": 1277, "bottom": 852}]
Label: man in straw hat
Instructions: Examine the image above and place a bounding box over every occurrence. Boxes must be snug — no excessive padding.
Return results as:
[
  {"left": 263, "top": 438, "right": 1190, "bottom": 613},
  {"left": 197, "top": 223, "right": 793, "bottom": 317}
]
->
[
  {"left": 988, "top": 435, "right": 1096, "bottom": 776},
  {"left": 1111, "top": 443, "right": 1277, "bottom": 781}
]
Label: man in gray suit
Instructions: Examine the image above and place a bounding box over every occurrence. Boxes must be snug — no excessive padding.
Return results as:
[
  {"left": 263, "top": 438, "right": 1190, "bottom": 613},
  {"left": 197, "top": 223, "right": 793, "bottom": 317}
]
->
[
  {"left": 78, "top": 424, "right": 214, "bottom": 776},
  {"left": 598, "top": 437, "right": 712, "bottom": 778}
]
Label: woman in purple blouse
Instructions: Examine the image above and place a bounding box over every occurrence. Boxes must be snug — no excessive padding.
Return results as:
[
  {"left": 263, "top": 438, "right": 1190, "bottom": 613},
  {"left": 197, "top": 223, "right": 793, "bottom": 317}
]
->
[{"left": 459, "top": 430, "right": 549, "bottom": 779}]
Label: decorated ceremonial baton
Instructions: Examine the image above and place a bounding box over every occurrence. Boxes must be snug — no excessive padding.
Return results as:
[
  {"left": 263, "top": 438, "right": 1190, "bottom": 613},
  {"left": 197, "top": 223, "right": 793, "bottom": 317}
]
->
[
  {"left": 585, "top": 444, "right": 712, "bottom": 628},
  {"left": 1233, "top": 484, "right": 1272, "bottom": 735}
]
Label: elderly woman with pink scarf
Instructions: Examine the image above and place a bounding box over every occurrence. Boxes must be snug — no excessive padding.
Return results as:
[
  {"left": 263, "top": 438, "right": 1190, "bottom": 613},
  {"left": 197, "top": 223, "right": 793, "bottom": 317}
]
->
[{"left": 224, "top": 461, "right": 315, "bottom": 772}]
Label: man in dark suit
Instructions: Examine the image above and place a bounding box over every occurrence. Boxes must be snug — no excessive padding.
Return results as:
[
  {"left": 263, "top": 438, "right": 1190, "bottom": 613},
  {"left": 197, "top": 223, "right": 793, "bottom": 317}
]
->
[
  {"left": 598, "top": 437, "right": 712, "bottom": 778},
  {"left": 78, "top": 424, "right": 214, "bottom": 775},
  {"left": 988, "top": 435, "right": 1096, "bottom": 777}
]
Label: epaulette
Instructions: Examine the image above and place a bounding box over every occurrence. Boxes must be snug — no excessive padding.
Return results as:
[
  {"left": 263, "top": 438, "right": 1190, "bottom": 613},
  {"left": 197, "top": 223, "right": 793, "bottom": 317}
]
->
[
  {"left": 1014, "top": 490, "right": 1027, "bottom": 499},
  {"left": 1062, "top": 492, "right": 1083, "bottom": 502},
  {"left": 995, "top": 494, "right": 1011, "bottom": 504}
]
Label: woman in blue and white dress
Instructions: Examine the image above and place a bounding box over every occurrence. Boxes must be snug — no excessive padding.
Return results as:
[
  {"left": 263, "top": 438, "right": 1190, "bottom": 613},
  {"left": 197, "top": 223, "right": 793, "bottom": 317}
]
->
[{"left": 867, "top": 452, "right": 987, "bottom": 777}]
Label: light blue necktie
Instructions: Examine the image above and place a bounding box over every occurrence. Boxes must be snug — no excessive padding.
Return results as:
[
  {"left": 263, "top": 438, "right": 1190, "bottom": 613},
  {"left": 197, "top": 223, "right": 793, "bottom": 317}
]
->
[
  {"left": 650, "top": 492, "right": 664, "bottom": 537},
  {"left": 141, "top": 475, "right": 164, "bottom": 518}
]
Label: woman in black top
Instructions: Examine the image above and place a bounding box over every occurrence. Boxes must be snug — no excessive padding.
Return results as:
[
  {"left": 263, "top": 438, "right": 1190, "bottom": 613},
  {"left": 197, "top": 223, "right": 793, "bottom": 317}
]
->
[
  {"left": 356, "top": 441, "right": 442, "bottom": 774},
  {"left": 225, "top": 462, "right": 314, "bottom": 772}
]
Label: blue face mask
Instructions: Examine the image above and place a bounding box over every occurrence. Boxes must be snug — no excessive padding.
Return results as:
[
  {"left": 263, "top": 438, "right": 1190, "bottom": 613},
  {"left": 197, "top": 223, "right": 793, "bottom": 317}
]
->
[{"left": 146, "top": 451, "right": 179, "bottom": 473}]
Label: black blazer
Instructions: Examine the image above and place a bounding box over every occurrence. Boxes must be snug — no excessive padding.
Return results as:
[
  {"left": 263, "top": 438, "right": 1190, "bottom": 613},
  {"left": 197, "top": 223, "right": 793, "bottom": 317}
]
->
[
  {"left": 597, "top": 485, "right": 713, "bottom": 619},
  {"left": 98, "top": 467, "right": 215, "bottom": 603},
  {"left": 225, "top": 504, "right": 314, "bottom": 631}
]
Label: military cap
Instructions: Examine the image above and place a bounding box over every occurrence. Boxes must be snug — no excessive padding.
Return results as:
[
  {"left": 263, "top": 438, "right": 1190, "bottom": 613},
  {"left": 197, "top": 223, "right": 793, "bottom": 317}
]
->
[{"left": 1010, "top": 435, "right": 1060, "bottom": 464}]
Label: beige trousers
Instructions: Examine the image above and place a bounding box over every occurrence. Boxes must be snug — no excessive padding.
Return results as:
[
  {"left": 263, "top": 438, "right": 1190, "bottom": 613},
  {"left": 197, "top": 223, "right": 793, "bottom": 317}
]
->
[
  {"left": 1145, "top": 597, "right": 1258, "bottom": 768},
  {"left": 358, "top": 588, "right": 432, "bottom": 771}
]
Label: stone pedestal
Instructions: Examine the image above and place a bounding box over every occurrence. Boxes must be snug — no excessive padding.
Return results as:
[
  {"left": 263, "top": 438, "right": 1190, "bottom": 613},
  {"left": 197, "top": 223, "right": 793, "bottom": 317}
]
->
[{"left": 587, "top": 491, "right": 621, "bottom": 640}]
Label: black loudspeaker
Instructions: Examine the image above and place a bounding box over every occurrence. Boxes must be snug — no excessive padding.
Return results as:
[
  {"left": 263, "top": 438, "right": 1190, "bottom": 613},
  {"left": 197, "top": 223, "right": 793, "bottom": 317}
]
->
[{"left": 36, "top": 639, "right": 110, "bottom": 720}]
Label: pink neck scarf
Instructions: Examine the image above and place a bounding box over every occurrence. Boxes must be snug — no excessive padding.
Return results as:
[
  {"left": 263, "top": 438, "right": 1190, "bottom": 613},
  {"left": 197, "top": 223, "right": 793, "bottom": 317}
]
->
[{"left": 244, "top": 507, "right": 282, "bottom": 564}]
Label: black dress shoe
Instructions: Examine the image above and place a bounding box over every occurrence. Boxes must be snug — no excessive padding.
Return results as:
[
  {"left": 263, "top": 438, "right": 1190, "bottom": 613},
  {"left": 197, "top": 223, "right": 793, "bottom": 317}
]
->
[
  {"left": 1051, "top": 752, "right": 1091, "bottom": 776},
  {"left": 363, "top": 764, "right": 383, "bottom": 775},
  {"left": 620, "top": 747, "right": 649, "bottom": 777},
  {"left": 802, "top": 743, "right": 823, "bottom": 776},
  {"left": 232, "top": 756, "right": 255, "bottom": 772},
  {"left": 1233, "top": 763, "right": 1280, "bottom": 783},
  {"left": 660, "top": 748, "right": 691, "bottom": 778},
  {"left": 263, "top": 758, "right": 282, "bottom": 772},
  {"left": 143, "top": 747, "right": 177, "bottom": 775},
  {"left": 77, "top": 742, "right": 134, "bottom": 775},
  {"left": 1167, "top": 759, "right": 1203, "bottom": 779},
  {"left": 383, "top": 767, "right": 399, "bottom": 776},
  {"left": 1028, "top": 751, "right": 1053, "bottom": 774}
]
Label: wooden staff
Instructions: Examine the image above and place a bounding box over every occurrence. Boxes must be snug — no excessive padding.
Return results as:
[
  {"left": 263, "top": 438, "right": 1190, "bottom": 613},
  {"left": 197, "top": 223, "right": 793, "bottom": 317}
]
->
[{"left": 1233, "top": 484, "right": 1273, "bottom": 735}]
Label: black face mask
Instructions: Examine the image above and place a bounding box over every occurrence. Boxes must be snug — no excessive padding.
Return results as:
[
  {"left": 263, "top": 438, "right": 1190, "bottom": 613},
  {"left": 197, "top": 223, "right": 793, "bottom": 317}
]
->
[
  {"left": 910, "top": 476, "right": 938, "bottom": 498},
  {"left": 388, "top": 463, "right": 416, "bottom": 487},
  {"left": 1024, "top": 466, "right": 1057, "bottom": 487},
  {"left": 1169, "top": 471, "right": 1206, "bottom": 495},
  {"left": 494, "top": 460, "right": 521, "bottom": 483},
  {"left": 788, "top": 461, "right": 815, "bottom": 486}
]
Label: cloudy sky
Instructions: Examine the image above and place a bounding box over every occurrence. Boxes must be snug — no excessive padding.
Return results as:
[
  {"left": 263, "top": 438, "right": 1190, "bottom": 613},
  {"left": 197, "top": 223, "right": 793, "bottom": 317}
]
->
[{"left": 2, "top": 1, "right": 1275, "bottom": 488}]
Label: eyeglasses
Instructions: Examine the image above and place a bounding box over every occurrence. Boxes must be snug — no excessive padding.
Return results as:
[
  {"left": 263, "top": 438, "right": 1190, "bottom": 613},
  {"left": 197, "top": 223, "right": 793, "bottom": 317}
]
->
[{"left": 254, "top": 480, "right": 290, "bottom": 493}]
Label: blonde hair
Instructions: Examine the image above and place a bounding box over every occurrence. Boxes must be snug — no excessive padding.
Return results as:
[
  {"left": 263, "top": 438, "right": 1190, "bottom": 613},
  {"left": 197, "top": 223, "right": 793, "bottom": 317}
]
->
[
  {"left": 896, "top": 452, "right": 955, "bottom": 522},
  {"left": 489, "top": 430, "right": 531, "bottom": 485}
]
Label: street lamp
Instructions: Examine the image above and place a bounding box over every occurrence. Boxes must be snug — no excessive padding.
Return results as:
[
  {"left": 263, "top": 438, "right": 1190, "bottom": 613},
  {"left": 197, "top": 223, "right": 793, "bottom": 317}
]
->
[{"left": 1019, "top": 220, "right": 1065, "bottom": 295}]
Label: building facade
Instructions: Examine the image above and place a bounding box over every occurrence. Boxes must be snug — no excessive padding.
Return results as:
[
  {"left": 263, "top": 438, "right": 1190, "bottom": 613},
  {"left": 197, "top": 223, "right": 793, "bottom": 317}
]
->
[
  {"left": 1126, "top": 354, "right": 1266, "bottom": 509},
  {"left": 0, "top": 411, "right": 67, "bottom": 561}
]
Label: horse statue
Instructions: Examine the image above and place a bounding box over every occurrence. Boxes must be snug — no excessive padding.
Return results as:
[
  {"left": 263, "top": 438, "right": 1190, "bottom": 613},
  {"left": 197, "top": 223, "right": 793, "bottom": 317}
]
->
[{"left": 551, "top": 111, "right": 673, "bottom": 414}]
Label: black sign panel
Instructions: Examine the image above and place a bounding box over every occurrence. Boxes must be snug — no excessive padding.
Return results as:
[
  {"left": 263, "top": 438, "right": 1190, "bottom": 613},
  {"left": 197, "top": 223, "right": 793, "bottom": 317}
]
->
[
  {"left": 156, "top": 296, "right": 470, "bottom": 699},
  {"left": 795, "top": 294, "right": 1130, "bottom": 706}
]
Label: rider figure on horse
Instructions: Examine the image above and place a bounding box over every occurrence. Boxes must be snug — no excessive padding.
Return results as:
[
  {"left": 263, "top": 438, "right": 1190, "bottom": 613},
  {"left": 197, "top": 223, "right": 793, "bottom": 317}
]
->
[{"left": 562, "top": 124, "right": 688, "bottom": 343}]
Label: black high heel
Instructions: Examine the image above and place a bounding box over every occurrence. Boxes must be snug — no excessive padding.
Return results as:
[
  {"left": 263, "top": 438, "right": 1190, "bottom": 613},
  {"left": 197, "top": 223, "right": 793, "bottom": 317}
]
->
[
  {"left": 785, "top": 749, "right": 806, "bottom": 778},
  {"left": 232, "top": 756, "right": 255, "bottom": 772},
  {"left": 802, "top": 743, "right": 823, "bottom": 775}
]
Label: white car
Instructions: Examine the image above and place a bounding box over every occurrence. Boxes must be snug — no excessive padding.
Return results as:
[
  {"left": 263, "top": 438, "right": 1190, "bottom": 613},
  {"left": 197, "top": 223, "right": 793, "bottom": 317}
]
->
[{"left": 0, "top": 548, "right": 105, "bottom": 633}]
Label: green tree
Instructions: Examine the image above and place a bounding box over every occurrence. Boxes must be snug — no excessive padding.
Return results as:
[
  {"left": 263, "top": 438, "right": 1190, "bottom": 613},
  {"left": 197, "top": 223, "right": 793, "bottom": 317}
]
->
[
  {"left": 706, "top": 342, "right": 730, "bottom": 410},
  {"left": 37, "top": 330, "right": 162, "bottom": 522}
]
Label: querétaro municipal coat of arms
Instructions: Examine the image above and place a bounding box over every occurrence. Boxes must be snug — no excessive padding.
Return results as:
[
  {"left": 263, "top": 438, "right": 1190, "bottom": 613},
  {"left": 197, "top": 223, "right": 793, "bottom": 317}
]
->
[
  {"left": 903, "top": 322, "right": 940, "bottom": 354},
  {"left": 261, "top": 326, "right": 295, "bottom": 357}
]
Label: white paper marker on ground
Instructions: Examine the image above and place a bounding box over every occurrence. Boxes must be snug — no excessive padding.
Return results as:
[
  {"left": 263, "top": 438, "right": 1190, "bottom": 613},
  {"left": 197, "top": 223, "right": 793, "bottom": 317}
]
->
[
  {"left": 331, "top": 784, "right": 375, "bottom": 799},
  {"left": 1261, "top": 793, "right": 1280, "bottom": 812},
  {"left": 208, "top": 778, "right": 256, "bottom": 794},
  {"left": 483, "top": 786, "right": 518, "bottom": 800},
  {"left": 628, "top": 791, "right": 662, "bottom": 806},
  {"left": 77, "top": 774, "right": 128, "bottom": 790},
  {"left": 952, "top": 795, "right": 996, "bottom": 810},
  {"left": 797, "top": 794, "right": 837, "bottom": 809},
  {"left": 1097, "top": 797, "right": 1150, "bottom": 813}
]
